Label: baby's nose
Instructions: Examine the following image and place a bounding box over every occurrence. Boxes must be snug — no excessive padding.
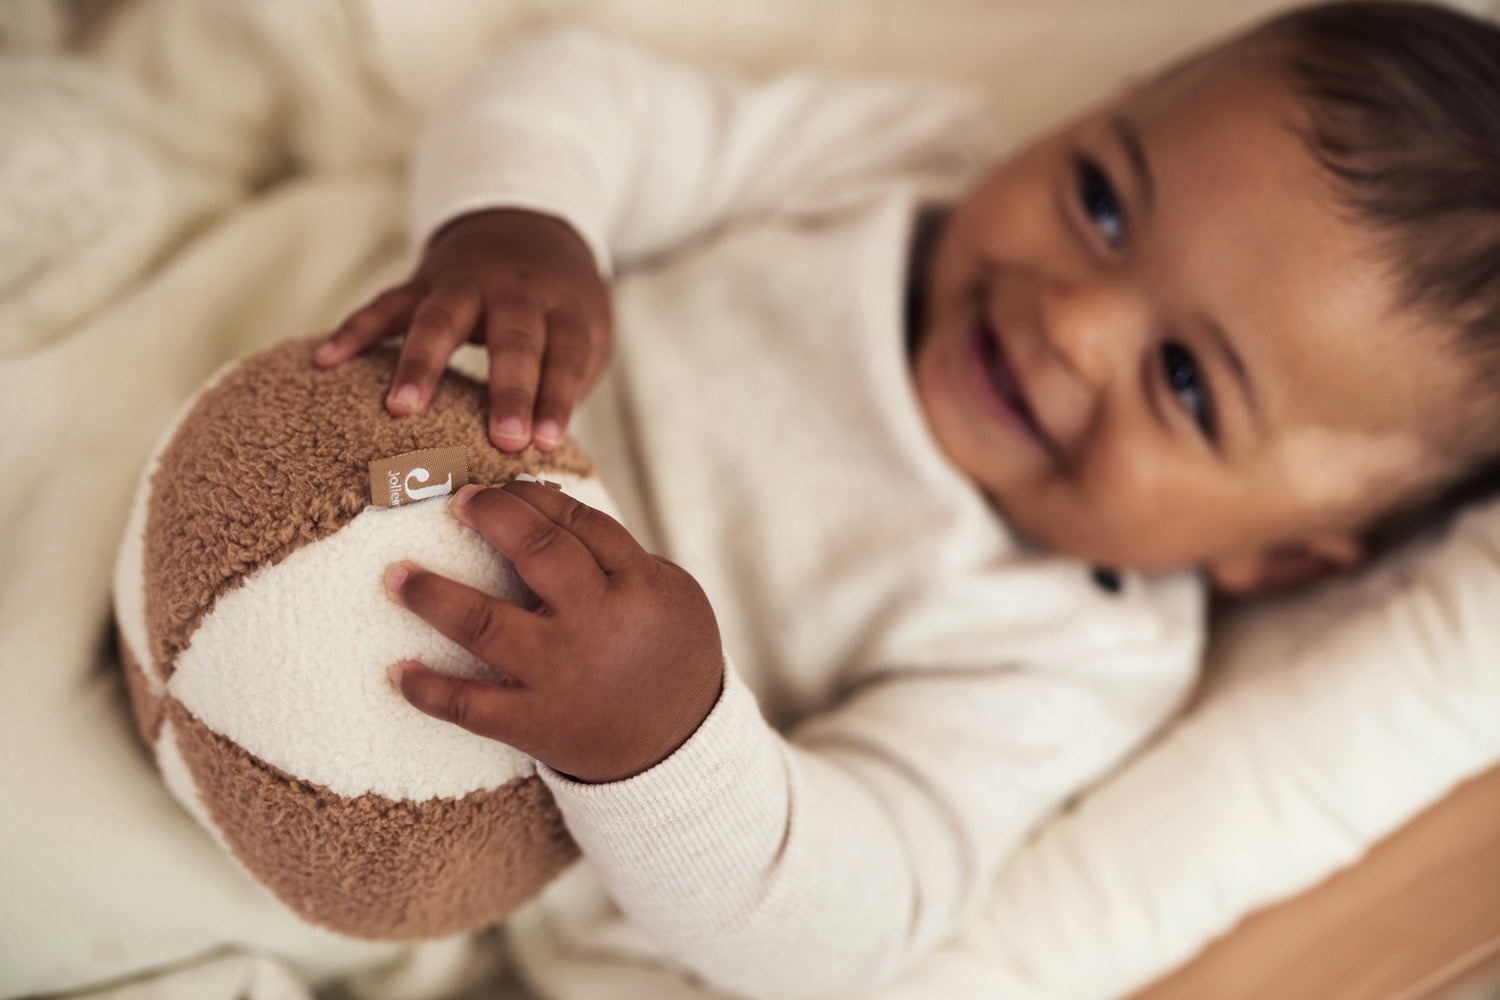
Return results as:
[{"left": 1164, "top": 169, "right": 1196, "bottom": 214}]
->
[{"left": 1041, "top": 275, "right": 1155, "bottom": 386}]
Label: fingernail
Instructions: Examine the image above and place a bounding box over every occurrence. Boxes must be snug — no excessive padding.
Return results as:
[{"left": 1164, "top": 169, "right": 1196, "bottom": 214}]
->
[
  {"left": 512, "top": 473, "right": 540, "bottom": 485},
  {"left": 534, "top": 420, "right": 562, "bottom": 447},
  {"left": 390, "top": 385, "right": 420, "bottom": 411},
  {"left": 494, "top": 417, "right": 526, "bottom": 443},
  {"left": 388, "top": 663, "right": 405, "bottom": 687},
  {"left": 314, "top": 342, "right": 339, "bottom": 365},
  {"left": 451, "top": 484, "right": 480, "bottom": 517},
  {"left": 385, "top": 563, "right": 411, "bottom": 593}
]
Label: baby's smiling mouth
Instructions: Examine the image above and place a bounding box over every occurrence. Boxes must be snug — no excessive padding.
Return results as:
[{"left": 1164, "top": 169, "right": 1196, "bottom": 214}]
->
[{"left": 975, "top": 309, "right": 1055, "bottom": 454}]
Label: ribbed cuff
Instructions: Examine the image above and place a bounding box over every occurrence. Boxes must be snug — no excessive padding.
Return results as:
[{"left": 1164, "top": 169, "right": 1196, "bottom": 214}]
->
[
  {"left": 537, "top": 654, "right": 782, "bottom": 833},
  {"left": 409, "top": 110, "right": 615, "bottom": 278},
  {"left": 535, "top": 654, "right": 794, "bottom": 933}
]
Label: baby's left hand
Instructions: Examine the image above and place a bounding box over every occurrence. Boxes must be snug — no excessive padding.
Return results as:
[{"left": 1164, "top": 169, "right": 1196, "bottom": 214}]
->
[{"left": 385, "top": 480, "right": 724, "bottom": 783}]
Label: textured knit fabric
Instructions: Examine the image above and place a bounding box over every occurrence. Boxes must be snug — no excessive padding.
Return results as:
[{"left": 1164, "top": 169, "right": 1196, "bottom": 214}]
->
[{"left": 409, "top": 27, "right": 1207, "bottom": 1000}]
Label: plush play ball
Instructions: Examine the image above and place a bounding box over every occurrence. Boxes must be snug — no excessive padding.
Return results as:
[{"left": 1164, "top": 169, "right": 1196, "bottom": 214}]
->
[{"left": 112, "top": 336, "right": 613, "bottom": 939}]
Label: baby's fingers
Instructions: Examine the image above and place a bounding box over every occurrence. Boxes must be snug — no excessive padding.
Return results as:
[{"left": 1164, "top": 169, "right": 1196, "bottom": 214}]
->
[
  {"left": 530, "top": 307, "right": 593, "bottom": 451},
  {"left": 389, "top": 285, "right": 483, "bottom": 415},
  {"left": 316, "top": 283, "right": 424, "bottom": 368},
  {"left": 390, "top": 660, "right": 534, "bottom": 749},
  {"left": 385, "top": 561, "right": 548, "bottom": 673},
  {"left": 450, "top": 483, "right": 610, "bottom": 611},
  {"left": 485, "top": 296, "right": 548, "bottom": 451}
]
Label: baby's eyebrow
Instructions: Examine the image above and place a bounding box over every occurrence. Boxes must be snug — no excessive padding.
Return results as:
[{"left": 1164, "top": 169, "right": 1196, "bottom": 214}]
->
[{"left": 1111, "top": 115, "right": 1154, "bottom": 211}]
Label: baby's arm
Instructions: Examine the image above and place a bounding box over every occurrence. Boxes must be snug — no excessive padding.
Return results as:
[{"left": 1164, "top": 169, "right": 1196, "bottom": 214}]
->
[
  {"left": 538, "top": 639, "right": 1201, "bottom": 998},
  {"left": 403, "top": 27, "right": 992, "bottom": 274},
  {"left": 365, "top": 29, "right": 1054, "bottom": 997},
  {"left": 320, "top": 27, "right": 991, "bottom": 452},
  {"left": 393, "top": 481, "right": 1202, "bottom": 998}
]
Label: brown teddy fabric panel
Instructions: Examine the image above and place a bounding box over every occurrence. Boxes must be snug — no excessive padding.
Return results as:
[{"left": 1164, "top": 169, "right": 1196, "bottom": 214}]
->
[
  {"left": 118, "top": 630, "right": 163, "bottom": 748},
  {"left": 143, "top": 336, "right": 594, "bottom": 681},
  {"left": 164, "top": 698, "right": 580, "bottom": 940}
]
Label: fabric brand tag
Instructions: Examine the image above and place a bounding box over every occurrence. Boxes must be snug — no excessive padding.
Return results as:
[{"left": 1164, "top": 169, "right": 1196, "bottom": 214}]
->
[{"left": 369, "top": 446, "right": 469, "bottom": 508}]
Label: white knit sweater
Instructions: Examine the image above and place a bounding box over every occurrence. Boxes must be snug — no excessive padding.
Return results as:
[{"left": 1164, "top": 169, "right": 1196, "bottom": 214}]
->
[{"left": 409, "top": 28, "right": 1205, "bottom": 1000}]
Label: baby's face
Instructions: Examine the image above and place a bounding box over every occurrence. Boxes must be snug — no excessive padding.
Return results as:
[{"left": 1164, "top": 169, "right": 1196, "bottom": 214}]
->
[{"left": 913, "top": 41, "right": 1471, "bottom": 587}]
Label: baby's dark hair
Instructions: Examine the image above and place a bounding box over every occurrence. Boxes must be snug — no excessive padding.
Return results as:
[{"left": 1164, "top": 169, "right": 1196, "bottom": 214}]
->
[{"left": 1252, "top": 1, "right": 1500, "bottom": 547}]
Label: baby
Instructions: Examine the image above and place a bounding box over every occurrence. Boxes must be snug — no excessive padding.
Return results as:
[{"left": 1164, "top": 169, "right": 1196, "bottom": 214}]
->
[{"left": 317, "top": 2, "right": 1500, "bottom": 997}]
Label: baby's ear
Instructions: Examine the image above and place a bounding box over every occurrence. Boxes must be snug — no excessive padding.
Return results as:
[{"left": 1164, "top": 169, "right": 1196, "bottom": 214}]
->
[{"left": 1208, "top": 533, "right": 1364, "bottom": 595}]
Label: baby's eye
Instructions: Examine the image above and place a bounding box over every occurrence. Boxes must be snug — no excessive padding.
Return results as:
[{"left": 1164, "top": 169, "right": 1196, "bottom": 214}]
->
[
  {"left": 1075, "top": 156, "right": 1124, "bottom": 249},
  {"left": 1161, "top": 342, "right": 1216, "bottom": 439}
]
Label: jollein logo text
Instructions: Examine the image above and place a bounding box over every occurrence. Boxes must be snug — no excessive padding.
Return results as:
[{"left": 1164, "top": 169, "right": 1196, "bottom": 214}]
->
[
  {"left": 369, "top": 446, "right": 470, "bottom": 509},
  {"left": 389, "top": 466, "right": 452, "bottom": 504}
]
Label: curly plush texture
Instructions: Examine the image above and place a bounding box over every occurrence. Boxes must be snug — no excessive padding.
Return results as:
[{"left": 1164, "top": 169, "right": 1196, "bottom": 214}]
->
[
  {"left": 142, "top": 337, "right": 592, "bottom": 682},
  {"left": 117, "top": 337, "right": 602, "bottom": 940}
]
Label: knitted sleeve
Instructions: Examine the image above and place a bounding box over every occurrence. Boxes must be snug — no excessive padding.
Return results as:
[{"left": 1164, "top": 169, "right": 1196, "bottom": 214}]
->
[{"left": 409, "top": 26, "right": 993, "bottom": 277}]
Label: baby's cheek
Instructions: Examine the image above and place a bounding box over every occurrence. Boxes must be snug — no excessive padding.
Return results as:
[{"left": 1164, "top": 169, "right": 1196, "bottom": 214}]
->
[
  {"left": 1031, "top": 458, "right": 1206, "bottom": 571},
  {"left": 1267, "top": 424, "right": 1432, "bottom": 511},
  {"left": 949, "top": 147, "right": 1067, "bottom": 255},
  {"left": 998, "top": 476, "right": 1129, "bottom": 567}
]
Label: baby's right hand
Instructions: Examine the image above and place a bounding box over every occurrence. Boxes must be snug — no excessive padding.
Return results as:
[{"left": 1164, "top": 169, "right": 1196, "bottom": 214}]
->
[{"left": 316, "top": 208, "right": 613, "bottom": 452}]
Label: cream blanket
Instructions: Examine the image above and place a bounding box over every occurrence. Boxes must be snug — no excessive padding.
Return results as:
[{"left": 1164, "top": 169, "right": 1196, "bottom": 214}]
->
[{"left": 2, "top": 2, "right": 1498, "bottom": 998}]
